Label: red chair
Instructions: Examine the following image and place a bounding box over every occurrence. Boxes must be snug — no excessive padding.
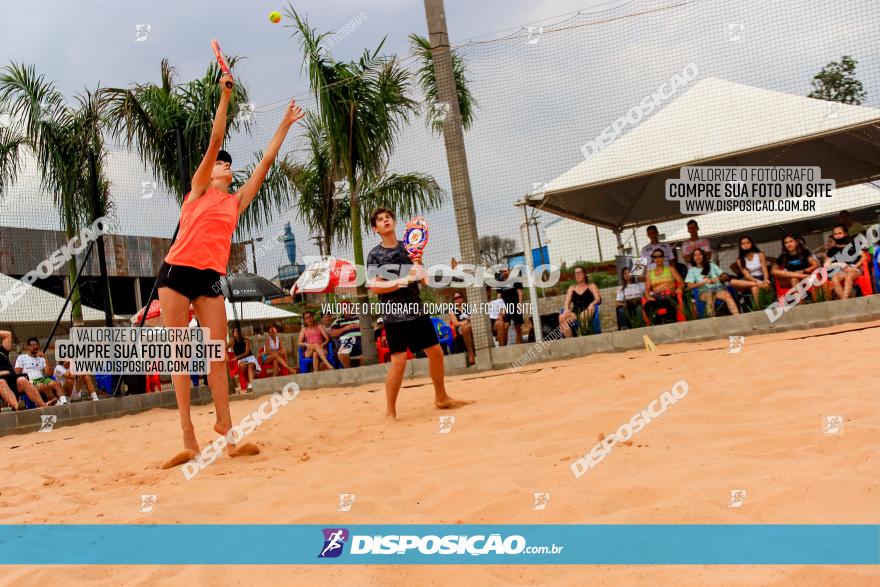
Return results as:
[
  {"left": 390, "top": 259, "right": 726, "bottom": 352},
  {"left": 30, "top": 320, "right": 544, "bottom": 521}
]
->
[
  {"left": 377, "top": 328, "right": 413, "bottom": 363},
  {"left": 146, "top": 373, "right": 162, "bottom": 393},
  {"left": 854, "top": 254, "right": 874, "bottom": 296},
  {"left": 641, "top": 289, "right": 685, "bottom": 325},
  {"left": 257, "top": 355, "right": 291, "bottom": 378},
  {"left": 773, "top": 266, "right": 826, "bottom": 303},
  {"left": 227, "top": 350, "right": 248, "bottom": 389}
]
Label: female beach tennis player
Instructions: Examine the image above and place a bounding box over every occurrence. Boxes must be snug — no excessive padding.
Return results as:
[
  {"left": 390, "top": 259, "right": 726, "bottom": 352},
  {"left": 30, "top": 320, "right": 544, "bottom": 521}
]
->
[{"left": 158, "top": 73, "right": 304, "bottom": 468}]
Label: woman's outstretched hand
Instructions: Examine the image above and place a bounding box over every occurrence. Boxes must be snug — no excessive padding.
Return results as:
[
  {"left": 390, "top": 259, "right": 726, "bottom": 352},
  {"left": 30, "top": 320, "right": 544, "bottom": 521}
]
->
[
  {"left": 283, "top": 99, "right": 306, "bottom": 126},
  {"left": 220, "top": 73, "right": 234, "bottom": 95}
]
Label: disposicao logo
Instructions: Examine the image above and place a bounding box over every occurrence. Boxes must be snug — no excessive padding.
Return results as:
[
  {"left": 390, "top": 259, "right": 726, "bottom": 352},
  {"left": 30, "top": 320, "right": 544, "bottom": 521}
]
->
[{"left": 318, "top": 528, "right": 349, "bottom": 558}]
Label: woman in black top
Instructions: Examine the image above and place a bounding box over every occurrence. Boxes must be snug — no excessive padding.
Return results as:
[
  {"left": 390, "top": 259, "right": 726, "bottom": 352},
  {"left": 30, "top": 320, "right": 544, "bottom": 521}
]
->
[
  {"left": 228, "top": 326, "right": 259, "bottom": 392},
  {"left": 0, "top": 329, "right": 46, "bottom": 409},
  {"left": 560, "top": 266, "right": 602, "bottom": 338},
  {"left": 772, "top": 234, "right": 821, "bottom": 301}
]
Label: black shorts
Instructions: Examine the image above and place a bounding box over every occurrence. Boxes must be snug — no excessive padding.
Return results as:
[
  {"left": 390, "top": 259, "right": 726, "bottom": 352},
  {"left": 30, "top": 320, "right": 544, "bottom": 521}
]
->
[
  {"left": 384, "top": 316, "right": 439, "bottom": 355},
  {"left": 502, "top": 308, "right": 524, "bottom": 326},
  {"left": 1, "top": 374, "right": 20, "bottom": 395},
  {"left": 156, "top": 262, "right": 224, "bottom": 301}
]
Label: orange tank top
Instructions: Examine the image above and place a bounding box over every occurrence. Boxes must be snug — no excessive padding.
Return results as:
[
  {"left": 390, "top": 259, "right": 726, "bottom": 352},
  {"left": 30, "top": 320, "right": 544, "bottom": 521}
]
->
[{"left": 165, "top": 188, "right": 238, "bottom": 273}]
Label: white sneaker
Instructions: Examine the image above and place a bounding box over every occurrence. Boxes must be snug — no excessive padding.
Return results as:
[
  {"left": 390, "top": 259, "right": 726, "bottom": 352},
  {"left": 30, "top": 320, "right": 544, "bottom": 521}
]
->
[
  {"left": 58, "top": 395, "right": 68, "bottom": 405},
  {"left": 246, "top": 383, "right": 253, "bottom": 392},
  {"left": 90, "top": 392, "right": 100, "bottom": 401}
]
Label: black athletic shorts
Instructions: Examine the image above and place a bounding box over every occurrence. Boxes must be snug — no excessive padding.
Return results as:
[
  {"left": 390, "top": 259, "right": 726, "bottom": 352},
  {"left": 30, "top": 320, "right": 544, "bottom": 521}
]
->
[
  {"left": 384, "top": 316, "right": 439, "bottom": 354},
  {"left": 1, "top": 374, "right": 20, "bottom": 395},
  {"left": 156, "top": 262, "right": 224, "bottom": 301},
  {"left": 502, "top": 308, "right": 524, "bottom": 326}
]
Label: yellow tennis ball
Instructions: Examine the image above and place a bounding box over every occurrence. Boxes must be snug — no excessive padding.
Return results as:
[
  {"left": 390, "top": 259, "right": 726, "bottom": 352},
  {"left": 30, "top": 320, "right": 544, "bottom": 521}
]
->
[{"left": 269, "top": 11, "right": 282, "bottom": 24}]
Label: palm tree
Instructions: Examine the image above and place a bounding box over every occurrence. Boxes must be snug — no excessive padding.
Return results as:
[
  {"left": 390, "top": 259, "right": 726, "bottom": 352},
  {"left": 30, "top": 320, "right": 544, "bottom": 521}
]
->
[
  {"left": 275, "top": 113, "right": 343, "bottom": 257},
  {"left": 409, "top": 33, "right": 477, "bottom": 134},
  {"left": 104, "top": 58, "right": 289, "bottom": 233},
  {"left": 271, "top": 112, "right": 445, "bottom": 258},
  {"left": 287, "top": 7, "right": 446, "bottom": 363},
  {"left": 0, "top": 63, "right": 114, "bottom": 322},
  {"left": 103, "top": 58, "right": 249, "bottom": 203}
]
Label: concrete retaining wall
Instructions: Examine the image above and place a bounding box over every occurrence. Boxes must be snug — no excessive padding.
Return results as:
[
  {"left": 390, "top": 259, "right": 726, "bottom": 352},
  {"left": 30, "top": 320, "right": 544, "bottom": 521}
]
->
[{"left": 3, "top": 295, "right": 878, "bottom": 436}]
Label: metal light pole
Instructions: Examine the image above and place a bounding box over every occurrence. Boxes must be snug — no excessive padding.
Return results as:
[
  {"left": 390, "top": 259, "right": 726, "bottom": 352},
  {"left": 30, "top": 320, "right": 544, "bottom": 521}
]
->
[
  {"left": 249, "top": 237, "right": 263, "bottom": 274},
  {"left": 516, "top": 199, "right": 543, "bottom": 343}
]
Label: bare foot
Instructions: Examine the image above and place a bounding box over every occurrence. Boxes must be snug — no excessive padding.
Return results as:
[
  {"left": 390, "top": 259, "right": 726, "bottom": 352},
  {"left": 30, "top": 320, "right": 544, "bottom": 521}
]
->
[
  {"left": 161, "top": 449, "right": 199, "bottom": 469},
  {"left": 213, "top": 422, "right": 260, "bottom": 458},
  {"left": 435, "top": 398, "right": 474, "bottom": 409},
  {"left": 385, "top": 411, "right": 397, "bottom": 422},
  {"left": 228, "top": 442, "right": 260, "bottom": 457}
]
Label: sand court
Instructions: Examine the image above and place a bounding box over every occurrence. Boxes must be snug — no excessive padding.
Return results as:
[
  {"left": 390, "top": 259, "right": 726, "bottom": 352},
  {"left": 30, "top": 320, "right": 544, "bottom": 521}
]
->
[{"left": 1, "top": 322, "right": 878, "bottom": 584}]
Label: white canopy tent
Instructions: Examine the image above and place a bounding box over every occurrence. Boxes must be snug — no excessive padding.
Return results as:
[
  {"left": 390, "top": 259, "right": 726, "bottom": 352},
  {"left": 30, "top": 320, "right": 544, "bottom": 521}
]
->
[
  {"left": 224, "top": 300, "right": 299, "bottom": 323},
  {"left": 533, "top": 77, "right": 880, "bottom": 231},
  {"left": 0, "top": 272, "right": 122, "bottom": 324}
]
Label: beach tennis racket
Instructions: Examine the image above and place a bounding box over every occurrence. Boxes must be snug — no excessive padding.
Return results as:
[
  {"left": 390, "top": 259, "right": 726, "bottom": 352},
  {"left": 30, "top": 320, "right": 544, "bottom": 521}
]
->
[
  {"left": 211, "top": 39, "right": 234, "bottom": 88},
  {"left": 403, "top": 216, "right": 429, "bottom": 264}
]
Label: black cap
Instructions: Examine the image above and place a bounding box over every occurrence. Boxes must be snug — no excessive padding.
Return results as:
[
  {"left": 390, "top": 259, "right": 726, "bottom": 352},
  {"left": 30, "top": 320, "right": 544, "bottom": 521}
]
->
[{"left": 217, "top": 150, "right": 232, "bottom": 165}]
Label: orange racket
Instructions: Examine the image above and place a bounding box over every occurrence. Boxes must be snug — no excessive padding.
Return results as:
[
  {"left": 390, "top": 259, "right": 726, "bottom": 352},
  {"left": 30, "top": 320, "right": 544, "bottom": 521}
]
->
[
  {"left": 403, "top": 216, "right": 429, "bottom": 264},
  {"left": 211, "top": 39, "right": 234, "bottom": 88}
]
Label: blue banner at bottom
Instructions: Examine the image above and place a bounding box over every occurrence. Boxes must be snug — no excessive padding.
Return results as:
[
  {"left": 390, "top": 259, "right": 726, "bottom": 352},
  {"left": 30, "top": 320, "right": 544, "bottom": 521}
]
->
[{"left": 0, "top": 525, "right": 877, "bottom": 564}]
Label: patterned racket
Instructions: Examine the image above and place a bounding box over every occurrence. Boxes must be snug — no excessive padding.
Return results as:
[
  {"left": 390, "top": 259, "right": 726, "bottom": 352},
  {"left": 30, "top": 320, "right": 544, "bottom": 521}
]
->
[
  {"left": 403, "top": 216, "right": 429, "bottom": 264},
  {"left": 211, "top": 39, "right": 234, "bottom": 88}
]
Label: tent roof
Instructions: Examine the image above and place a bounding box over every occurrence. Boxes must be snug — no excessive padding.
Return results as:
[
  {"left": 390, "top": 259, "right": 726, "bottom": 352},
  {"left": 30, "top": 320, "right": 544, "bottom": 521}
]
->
[
  {"left": 0, "top": 272, "right": 122, "bottom": 324},
  {"left": 533, "top": 77, "right": 880, "bottom": 230},
  {"left": 224, "top": 300, "right": 299, "bottom": 322}
]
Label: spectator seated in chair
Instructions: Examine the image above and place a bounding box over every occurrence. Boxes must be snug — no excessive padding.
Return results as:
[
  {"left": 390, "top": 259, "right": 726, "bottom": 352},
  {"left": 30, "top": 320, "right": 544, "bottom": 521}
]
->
[
  {"left": 53, "top": 359, "right": 100, "bottom": 401},
  {"left": 0, "top": 329, "right": 48, "bottom": 409},
  {"left": 772, "top": 233, "right": 822, "bottom": 302},
  {"left": 824, "top": 224, "right": 865, "bottom": 300},
  {"left": 298, "top": 311, "right": 334, "bottom": 372},
  {"left": 559, "top": 265, "right": 602, "bottom": 338},
  {"left": 685, "top": 249, "right": 739, "bottom": 316},
  {"left": 615, "top": 267, "right": 645, "bottom": 330},
  {"left": 329, "top": 303, "right": 362, "bottom": 369},
  {"left": 259, "top": 325, "right": 291, "bottom": 377},
  {"left": 227, "top": 326, "right": 260, "bottom": 392},
  {"left": 15, "top": 337, "right": 62, "bottom": 405},
  {"left": 731, "top": 235, "right": 771, "bottom": 306},
  {"left": 448, "top": 292, "right": 475, "bottom": 366},
  {"left": 643, "top": 250, "right": 684, "bottom": 324}
]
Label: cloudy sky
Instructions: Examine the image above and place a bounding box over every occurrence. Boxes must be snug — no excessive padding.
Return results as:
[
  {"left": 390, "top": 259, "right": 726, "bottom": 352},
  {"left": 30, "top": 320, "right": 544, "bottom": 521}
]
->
[{"left": 2, "top": 0, "right": 878, "bottom": 277}]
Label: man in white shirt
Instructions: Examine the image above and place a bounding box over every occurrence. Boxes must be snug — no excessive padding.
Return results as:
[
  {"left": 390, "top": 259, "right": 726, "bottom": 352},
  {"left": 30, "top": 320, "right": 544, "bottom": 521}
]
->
[
  {"left": 485, "top": 288, "right": 505, "bottom": 347},
  {"left": 53, "top": 360, "right": 100, "bottom": 402},
  {"left": 680, "top": 219, "right": 713, "bottom": 265},
  {"left": 15, "top": 337, "right": 63, "bottom": 404},
  {"left": 639, "top": 225, "right": 675, "bottom": 265}
]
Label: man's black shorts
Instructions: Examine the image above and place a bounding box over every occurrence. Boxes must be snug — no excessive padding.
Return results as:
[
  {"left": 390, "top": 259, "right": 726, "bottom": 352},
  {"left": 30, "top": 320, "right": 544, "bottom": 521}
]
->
[
  {"left": 384, "top": 316, "right": 439, "bottom": 354},
  {"left": 156, "top": 262, "right": 224, "bottom": 301},
  {"left": 1, "top": 374, "right": 20, "bottom": 395},
  {"left": 502, "top": 307, "right": 524, "bottom": 326}
]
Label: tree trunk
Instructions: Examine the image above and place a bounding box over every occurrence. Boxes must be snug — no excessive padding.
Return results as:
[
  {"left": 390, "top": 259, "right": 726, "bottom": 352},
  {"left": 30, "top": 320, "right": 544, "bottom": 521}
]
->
[
  {"left": 350, "top": 173, "right": 377, "bottom": 364},
  {"left": 424, "top": 0, "right": 491, "bottom": 366},
  {"left": 66, "top": 255, "right": 83, "bottom": 325}
]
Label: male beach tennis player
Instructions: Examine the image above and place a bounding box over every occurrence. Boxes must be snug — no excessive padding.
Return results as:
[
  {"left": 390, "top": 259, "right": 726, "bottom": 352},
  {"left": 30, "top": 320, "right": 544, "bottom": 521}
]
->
[
  {"left": 157, "top": 72, "right": 304, "bottom": 468},
  {"left": 367, "top": 208, "right": 472, "bottom": 420}
]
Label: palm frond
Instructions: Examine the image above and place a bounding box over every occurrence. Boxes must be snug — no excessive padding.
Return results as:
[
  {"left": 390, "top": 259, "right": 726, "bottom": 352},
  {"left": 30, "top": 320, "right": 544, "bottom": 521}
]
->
[
  {"left": 0, "top": 123, "right": 29, "bottom": 198},
  {"left": 408, "top": 33, "right": 478, "bottom": 134},
  {"left": 358, "top": 172, "right": 445, "bottom": 229}
]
